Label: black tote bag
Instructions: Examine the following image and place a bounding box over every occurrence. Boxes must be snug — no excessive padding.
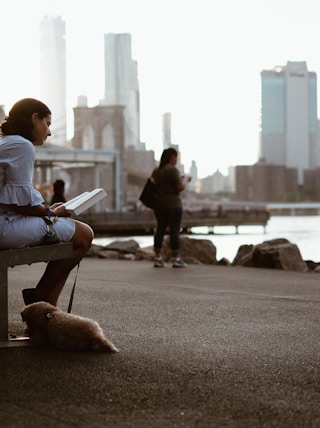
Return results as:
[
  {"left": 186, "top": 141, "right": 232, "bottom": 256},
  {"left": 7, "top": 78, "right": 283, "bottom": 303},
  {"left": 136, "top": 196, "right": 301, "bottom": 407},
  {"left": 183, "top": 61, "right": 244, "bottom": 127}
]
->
[{"left": 139, "top": 177, "right": 156, "bottom": 209}]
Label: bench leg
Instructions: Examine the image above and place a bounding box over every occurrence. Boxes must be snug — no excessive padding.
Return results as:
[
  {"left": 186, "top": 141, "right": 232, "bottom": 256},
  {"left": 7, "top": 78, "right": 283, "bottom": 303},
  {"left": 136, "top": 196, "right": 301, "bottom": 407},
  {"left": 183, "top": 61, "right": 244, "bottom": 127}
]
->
[{"left": 0, "top": 268, "right": 8, "bottom": 341}]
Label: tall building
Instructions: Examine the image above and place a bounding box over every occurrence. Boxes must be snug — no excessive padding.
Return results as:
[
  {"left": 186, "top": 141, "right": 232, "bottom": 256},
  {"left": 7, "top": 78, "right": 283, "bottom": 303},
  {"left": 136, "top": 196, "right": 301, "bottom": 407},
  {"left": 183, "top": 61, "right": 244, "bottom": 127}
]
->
[
  {"left": 0, "top": 105, "right": 5, "bottom": 124},
  {"left": 188, "top": 160, "right": 198, "bottom": 192},
  {"left": 260, "top": 61, "right": 318, "bottom": 184},
  {"left": 39, "top": 15, "right": 67, "bottom": 146},
  {"left": 162, "top": 112, "right": 172, "bottom": 148},
  {"left": 102, "top": 33, "right": 140, "bottom": 150}
]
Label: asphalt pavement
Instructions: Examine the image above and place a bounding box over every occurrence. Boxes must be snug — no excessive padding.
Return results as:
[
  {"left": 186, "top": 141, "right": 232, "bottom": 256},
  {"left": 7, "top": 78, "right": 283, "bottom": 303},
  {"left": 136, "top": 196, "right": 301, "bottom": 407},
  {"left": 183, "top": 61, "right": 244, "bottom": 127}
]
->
[{"left": 1, "top": 258, "right": 320, "bottom": 428}]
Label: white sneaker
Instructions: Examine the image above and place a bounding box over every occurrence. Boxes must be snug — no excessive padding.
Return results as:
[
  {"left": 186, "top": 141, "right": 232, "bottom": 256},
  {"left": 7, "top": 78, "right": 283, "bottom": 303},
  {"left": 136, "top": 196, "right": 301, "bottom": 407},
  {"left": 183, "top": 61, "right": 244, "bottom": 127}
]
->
[
  {"left": 154, "top": 259, "right": 164, "bottom": 268},
  {"left": 172, "top": 259, "right": 187, "bottom": 268}
]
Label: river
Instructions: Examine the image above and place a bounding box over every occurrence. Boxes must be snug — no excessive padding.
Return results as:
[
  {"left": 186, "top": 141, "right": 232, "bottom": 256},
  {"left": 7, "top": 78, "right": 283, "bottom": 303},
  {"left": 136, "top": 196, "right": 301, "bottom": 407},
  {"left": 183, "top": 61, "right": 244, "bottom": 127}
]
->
[{"left": 93, "top": 215, "right": 320, "bottom": 263}]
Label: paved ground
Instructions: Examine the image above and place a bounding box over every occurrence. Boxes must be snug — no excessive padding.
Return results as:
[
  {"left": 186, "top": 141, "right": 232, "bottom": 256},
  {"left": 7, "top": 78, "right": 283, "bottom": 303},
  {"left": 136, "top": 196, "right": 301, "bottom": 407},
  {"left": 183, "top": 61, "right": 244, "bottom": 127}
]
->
[{"left": 1, "top": 258, "right": 320, "bottom": 428}]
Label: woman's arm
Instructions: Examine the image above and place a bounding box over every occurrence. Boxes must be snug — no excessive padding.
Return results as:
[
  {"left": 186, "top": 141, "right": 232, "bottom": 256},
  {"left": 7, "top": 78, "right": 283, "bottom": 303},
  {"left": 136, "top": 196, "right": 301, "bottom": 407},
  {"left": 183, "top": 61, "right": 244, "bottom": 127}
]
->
[
  {"left": 7, "top": 203, "right": 70, "bottom": 217},
  {"left": 176, "top": 176, "right": 192, "bottom": 192}
]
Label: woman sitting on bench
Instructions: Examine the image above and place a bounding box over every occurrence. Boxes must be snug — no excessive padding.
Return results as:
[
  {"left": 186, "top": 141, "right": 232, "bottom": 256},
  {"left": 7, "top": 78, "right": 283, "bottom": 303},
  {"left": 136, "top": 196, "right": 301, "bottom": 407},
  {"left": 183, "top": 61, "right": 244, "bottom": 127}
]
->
[{"left": 0, "top": 98, "right": 93, "bottom": 305}]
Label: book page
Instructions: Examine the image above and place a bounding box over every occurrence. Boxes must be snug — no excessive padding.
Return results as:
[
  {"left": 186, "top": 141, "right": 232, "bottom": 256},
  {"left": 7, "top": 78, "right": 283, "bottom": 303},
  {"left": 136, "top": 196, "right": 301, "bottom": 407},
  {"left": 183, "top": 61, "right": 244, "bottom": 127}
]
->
[
  {"left": 63, "top": 188, "right": 107, "bottom": 215},
  {"left": 63, "top": 192, "right": 89, "bottom": 208}
]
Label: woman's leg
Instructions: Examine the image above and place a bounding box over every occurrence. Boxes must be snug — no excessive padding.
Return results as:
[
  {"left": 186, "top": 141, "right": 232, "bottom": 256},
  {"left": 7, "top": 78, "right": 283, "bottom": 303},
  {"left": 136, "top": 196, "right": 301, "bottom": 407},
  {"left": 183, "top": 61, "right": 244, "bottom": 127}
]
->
[
  {"left": 168, "top": 206, "right": 183, "bottom": 258},
  {"left": 153, "top": 208, "right": 168, "bottom": 258},
  {"left": 34, "top": 221, "right": 93, "bottom": 305}
]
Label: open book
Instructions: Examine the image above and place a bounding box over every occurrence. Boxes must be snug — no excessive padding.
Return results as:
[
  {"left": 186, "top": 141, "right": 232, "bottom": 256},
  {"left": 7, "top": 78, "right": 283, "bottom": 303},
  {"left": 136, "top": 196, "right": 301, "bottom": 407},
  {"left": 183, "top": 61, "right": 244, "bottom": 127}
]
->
[{"left": 63, "top": 188, "right": 108, "bottom": 215}]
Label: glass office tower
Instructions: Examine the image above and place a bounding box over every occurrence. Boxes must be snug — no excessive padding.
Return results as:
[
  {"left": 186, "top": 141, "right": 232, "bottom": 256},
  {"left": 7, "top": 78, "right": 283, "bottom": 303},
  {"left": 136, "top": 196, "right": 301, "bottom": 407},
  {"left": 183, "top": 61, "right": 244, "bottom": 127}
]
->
[{"left": 260, "top": 61, "right": 318, "bottom": 184}]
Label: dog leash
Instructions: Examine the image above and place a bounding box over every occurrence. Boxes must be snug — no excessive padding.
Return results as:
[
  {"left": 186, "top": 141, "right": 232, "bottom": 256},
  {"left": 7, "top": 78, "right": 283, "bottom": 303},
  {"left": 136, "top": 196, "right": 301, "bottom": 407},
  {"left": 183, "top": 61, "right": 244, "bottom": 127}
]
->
[{"left": 67, "top": 263, "right": 80, "bottom": 313}]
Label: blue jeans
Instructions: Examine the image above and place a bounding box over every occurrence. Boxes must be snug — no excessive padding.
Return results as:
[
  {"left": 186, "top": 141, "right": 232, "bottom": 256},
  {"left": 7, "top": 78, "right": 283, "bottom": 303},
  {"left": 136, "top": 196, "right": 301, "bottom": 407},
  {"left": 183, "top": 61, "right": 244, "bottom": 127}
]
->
[{"left": 153, "top": 205, "right": 182, "bottom": 257}]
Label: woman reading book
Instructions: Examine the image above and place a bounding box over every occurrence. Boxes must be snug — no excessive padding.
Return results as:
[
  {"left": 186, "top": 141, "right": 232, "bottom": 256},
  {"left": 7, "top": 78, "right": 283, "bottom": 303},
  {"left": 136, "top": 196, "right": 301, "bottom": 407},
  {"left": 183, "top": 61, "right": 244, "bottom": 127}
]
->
[{"left": 0, "top": 98, "right": 93, "bottom": 305}]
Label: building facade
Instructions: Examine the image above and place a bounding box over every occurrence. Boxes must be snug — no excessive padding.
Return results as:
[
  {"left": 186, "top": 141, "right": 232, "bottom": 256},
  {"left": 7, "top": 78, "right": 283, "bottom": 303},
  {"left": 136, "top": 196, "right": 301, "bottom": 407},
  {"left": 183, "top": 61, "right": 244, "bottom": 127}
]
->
[
  {"left": 235, "top": 163, "right": 298, "bottom": 202},
  {"left": 39, "top": 15, "right": 67, "bottom": 146},
  {"left": 260, "top": 61, "right": 318, "bottom": 184},
  {"left": 72, "top": 97, "right": 127, "bottom": 209}
]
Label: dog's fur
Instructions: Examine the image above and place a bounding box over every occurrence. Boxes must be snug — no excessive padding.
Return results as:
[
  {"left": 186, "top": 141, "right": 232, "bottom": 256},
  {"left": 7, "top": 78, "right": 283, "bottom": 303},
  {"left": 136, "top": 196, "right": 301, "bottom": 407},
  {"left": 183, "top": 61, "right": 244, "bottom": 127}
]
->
[{"left": 21, "top": 301, "right": 119, "bottom": 353}]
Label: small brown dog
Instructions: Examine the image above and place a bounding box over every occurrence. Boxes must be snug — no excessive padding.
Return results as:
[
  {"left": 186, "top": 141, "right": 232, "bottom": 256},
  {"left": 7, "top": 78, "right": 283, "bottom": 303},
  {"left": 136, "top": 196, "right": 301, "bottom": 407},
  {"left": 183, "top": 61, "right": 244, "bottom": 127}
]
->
[{"left": 21, "top": 301, "right": 119, "bottom": 353}]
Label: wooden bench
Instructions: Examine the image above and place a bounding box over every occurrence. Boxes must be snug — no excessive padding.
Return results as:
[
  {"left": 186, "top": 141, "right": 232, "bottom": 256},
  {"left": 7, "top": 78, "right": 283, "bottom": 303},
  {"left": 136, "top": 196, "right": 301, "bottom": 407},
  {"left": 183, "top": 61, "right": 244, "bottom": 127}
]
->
[{"left": 0, "top": 242, "right": 74, "bottom": 346}]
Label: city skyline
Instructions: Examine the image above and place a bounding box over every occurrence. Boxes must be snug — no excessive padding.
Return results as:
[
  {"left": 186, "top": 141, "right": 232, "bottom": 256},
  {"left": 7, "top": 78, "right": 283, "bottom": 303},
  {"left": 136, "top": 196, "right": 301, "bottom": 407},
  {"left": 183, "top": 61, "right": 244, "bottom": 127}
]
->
[{"left": 1, "top": 0, "right": 320, "bottom": 178}]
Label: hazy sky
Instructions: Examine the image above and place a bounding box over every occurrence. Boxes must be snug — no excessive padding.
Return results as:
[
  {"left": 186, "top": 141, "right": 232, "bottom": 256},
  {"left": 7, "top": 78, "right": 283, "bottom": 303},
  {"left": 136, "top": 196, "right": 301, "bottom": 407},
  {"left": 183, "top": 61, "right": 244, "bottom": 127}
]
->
[{"left": 1, "top": 0, "right": 320, "bottom": 178}]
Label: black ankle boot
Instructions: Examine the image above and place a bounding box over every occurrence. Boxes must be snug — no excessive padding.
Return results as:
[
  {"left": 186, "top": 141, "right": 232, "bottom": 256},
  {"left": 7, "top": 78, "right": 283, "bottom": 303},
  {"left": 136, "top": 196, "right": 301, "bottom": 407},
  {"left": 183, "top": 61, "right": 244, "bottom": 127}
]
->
[{"left": 22, "top": 288, "right": 36, "bottom": 305}]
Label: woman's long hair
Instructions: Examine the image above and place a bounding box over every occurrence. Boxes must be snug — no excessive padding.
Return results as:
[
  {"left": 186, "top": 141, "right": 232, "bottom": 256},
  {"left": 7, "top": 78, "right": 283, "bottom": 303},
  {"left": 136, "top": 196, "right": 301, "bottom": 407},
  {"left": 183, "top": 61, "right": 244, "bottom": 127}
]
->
[
  {"left": 159, "top": 147, "right": 178, "bottom": 169},
  {"left": 1, "top": 98, "right": 51, "bottom": 142}
]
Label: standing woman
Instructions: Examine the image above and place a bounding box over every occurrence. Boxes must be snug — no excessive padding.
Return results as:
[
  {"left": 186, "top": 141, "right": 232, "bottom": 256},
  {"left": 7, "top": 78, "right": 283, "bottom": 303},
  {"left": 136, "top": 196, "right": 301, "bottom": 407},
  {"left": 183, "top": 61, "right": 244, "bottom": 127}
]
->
[
  {"left": 151, "top": 147, "right": 191, "bottom": 267},
  {"left": 0, "top": 98, "right": 93, "bottom": 305}
]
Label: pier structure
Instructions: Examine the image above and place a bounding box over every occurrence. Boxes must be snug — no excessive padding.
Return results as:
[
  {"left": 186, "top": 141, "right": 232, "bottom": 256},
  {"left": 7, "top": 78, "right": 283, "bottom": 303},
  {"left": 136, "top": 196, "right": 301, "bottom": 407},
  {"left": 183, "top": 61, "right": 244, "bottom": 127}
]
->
[
  {"left": 78, "top": 206, "right": 270, "bottom": 236},
  {"left": 267, "top": 202, "right": 320, "bottom": 216}
]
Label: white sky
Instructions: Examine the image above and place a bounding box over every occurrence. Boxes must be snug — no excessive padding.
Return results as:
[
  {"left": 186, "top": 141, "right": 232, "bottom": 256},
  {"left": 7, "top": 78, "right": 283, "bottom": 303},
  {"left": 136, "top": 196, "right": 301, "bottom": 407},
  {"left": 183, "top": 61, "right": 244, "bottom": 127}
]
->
[{"left": 1, "top": 0, "right": 320, "bottom": 178}]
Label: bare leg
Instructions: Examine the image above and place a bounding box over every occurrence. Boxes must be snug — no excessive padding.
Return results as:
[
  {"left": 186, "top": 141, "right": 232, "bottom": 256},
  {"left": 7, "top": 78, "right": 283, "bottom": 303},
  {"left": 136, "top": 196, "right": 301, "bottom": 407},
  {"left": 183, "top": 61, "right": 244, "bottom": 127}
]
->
[{"left": 34, "top": 221, "right": 93, "bottom": 305}]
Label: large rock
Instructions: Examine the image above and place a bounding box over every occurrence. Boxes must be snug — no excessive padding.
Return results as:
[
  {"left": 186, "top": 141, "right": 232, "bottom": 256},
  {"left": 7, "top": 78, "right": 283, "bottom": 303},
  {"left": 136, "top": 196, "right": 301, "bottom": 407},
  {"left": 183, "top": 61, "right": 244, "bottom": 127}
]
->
[
  {"left": 233, "top": 238, "right": 308, "bottom": 271},
  {"left": 232, "top": 244, "right": 254, "bottom": 267},
  {"left": 86, "top": 240, "right": 140, "bottom": 260},
  {"left": 105, "top": 239, "right": 139, "bottom": 254},
  {"left": 135, "top": 246, "right": 154, "bottom": 261},
  {"left": 162, "top": 236, "right": 217, "bottom": 264}
]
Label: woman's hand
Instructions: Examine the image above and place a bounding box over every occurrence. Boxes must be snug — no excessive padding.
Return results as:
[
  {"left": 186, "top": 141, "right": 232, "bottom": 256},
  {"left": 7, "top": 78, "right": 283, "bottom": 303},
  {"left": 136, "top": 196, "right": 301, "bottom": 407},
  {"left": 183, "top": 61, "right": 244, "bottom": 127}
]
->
[
  {"left": 49, "top": 202, "right": 71, "bottom": 217},
  {"left": 181, "top": 175, "right": 192, "bottom": 183}
]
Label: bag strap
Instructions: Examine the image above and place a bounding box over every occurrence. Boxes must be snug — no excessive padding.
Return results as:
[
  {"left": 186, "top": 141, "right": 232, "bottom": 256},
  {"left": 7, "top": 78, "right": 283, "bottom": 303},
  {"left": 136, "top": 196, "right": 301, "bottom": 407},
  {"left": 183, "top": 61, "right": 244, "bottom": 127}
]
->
[
  {"left": 67, "top": 262, "right": 80, "bottom": 313},
  {"left": 41, "top": 216, "right": 59, "bottom": 244}
]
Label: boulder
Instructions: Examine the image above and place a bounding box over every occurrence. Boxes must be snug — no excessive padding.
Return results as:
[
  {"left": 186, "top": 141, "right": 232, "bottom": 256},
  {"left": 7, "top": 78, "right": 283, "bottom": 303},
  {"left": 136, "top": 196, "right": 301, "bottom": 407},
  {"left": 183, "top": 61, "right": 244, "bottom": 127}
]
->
[
  {"left": 233, "top": 238, "right": 308, "bottom": 271},
  {"left": 217, "top": 257, "right": 231, "bottom": 266},
  {"left": 161, "top": 236, "right": 217, "bottom": 264},
  {"left": 305, "top": 260, "right": 320, "bottom": 271},
  {"left": 86, "top": 240, "right": 140, "bottom": 260},
  {"left": 135, "top": 246, "right": 154, "bottom": 261},
  {"left": 105, "top": 239, "right": 139, "bottom": 254},
  {"left": 85, "top": 244, "right": 105, "bottom": 258},
  {"left": 232, "top": 244, "right": 254, "bottom": 267}
]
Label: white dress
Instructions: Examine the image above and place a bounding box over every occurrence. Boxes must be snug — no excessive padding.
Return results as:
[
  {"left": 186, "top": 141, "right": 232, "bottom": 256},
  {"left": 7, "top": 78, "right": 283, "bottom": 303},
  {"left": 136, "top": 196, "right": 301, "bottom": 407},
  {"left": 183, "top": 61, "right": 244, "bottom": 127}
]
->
[{"left": 0, "top": 135, "right": 75, "bottom": 249}]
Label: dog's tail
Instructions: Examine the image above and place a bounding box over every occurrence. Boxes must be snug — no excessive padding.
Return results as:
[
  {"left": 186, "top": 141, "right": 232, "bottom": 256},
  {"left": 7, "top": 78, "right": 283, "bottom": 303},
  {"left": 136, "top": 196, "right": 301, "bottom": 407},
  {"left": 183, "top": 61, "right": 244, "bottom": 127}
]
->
[{"left": 94, "top": 338, "right": 119, "bottom": 353}]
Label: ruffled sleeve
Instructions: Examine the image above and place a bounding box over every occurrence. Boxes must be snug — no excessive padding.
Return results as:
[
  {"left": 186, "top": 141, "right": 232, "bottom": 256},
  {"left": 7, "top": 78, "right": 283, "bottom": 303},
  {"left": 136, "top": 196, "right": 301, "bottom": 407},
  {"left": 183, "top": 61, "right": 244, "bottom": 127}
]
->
[
  {"left": 0, "top": 136, "right": 44, "bottom": 206},
  {"left": 0, "top": 182, "right": 44, "bottom": 206}
]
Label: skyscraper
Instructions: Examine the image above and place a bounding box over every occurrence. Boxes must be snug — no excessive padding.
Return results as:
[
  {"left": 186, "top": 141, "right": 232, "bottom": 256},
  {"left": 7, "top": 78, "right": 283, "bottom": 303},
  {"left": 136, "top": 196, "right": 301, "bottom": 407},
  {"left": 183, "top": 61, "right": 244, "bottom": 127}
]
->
[
  {"left": 102, "top": 33, "right": 140, "bottom": 150},
  {"left": 260, "top": 61, "right": 318, "bottom": 184},
  {"left": 39, "top": 15, "right": 67, "bottom": 146},
  {"left": 162, "top": 112, "right": 172, "bottom": 148}
]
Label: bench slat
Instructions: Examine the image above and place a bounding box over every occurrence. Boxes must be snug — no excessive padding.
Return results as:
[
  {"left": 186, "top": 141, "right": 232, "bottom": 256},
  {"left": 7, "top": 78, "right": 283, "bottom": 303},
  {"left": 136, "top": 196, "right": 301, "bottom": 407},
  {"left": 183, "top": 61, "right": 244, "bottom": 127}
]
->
[{"left": 0, "top": 242, "right": 74, "bottom": 267}]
